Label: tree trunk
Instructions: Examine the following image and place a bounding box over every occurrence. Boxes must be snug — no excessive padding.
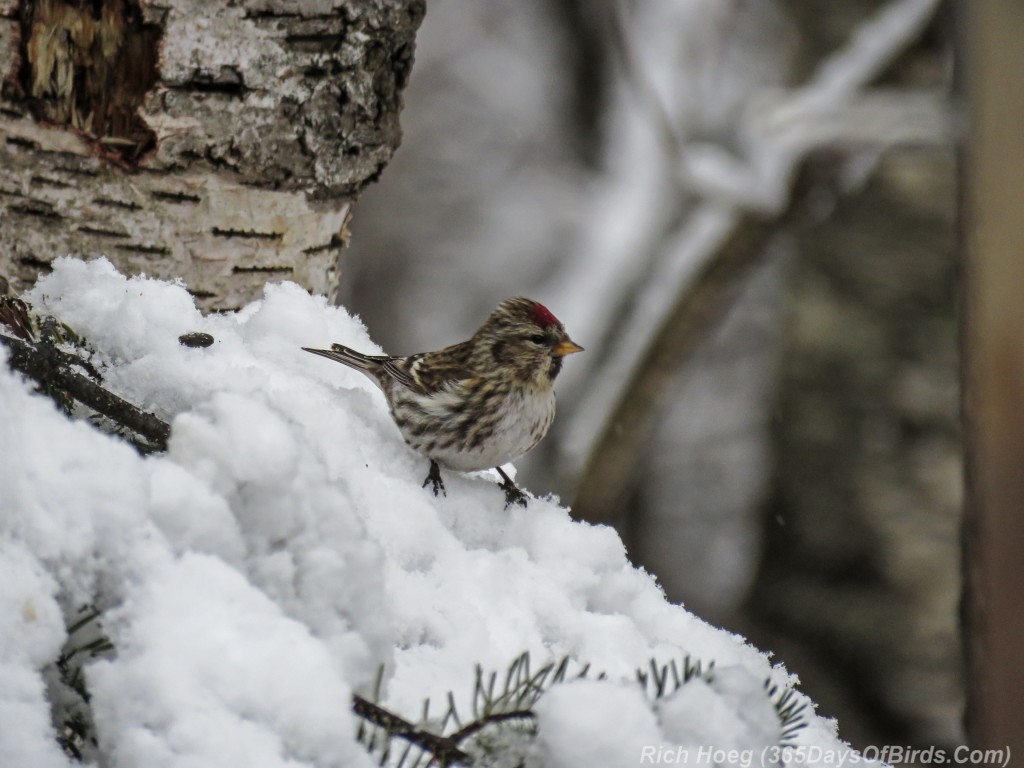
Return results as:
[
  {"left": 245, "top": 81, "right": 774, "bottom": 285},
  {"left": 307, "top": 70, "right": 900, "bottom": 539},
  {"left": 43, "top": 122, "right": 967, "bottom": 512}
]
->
[
  {"left": 0, "top": 0, "right": 424, "bottom": 310},
  {"left": 961, "top": 0, "right": 1024, "bottom": 750}
]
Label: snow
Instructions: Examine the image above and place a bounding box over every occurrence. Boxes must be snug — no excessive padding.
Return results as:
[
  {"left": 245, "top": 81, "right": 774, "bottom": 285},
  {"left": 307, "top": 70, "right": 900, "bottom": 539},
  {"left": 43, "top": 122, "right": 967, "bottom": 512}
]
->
[
  {"left": 1, "top": 258, "right": 860, "bottom": 766},
  {"left": 533, "top": 680, "right": 667, "bottom": 768}
]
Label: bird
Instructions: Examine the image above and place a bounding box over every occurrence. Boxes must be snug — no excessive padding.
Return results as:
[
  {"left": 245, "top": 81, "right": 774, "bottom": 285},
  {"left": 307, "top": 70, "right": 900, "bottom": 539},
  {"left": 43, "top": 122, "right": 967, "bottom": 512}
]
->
[{"left": 303, "top": 297, "right": 583, "bottom": 507}]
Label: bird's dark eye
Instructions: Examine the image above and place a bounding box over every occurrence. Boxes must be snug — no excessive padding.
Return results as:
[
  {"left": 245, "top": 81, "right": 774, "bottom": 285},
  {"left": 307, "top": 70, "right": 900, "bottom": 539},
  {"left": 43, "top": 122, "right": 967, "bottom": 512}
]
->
[{"left": 529, "top": 334, "right": 547, "bottom": 345}]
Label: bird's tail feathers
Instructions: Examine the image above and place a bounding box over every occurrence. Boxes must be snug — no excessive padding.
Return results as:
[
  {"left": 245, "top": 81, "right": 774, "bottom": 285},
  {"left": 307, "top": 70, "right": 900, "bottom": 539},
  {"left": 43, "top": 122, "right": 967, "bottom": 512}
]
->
[{"left": 303, "top": 343, "right": 384, "bottom": 375}]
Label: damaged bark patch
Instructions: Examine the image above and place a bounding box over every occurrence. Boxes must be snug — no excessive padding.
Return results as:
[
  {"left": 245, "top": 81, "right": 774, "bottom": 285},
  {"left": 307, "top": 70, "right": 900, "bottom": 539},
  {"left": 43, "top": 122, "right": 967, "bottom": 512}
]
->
[{"left": 14, "top": 0, "right": 162, "bottom": 164}]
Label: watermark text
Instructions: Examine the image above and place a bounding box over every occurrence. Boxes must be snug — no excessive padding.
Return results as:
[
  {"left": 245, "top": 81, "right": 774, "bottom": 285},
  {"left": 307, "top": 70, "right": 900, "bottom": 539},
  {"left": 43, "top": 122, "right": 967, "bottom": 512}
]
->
[{"left": 638, "top": 744, "right": 1012, "bottom": 767}]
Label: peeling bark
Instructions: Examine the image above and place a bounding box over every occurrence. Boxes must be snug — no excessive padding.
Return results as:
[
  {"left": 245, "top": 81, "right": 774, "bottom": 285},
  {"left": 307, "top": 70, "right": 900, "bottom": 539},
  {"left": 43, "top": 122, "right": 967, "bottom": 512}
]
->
[
  {"left": 14, "top": 0, "right": 161, "bottom": 161},
  {"left": 0, "top": 0, "right": 425, "bottom": 310}
]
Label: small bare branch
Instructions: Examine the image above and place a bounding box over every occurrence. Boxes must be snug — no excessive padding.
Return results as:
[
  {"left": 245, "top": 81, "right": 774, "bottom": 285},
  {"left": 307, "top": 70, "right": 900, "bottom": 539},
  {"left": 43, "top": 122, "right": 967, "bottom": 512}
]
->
[
  {"left": 351, "top": 694, "right": 472, "bottom": 766},
  {"left": 1, "top": 334, "right": 171, "bottom": 450}
]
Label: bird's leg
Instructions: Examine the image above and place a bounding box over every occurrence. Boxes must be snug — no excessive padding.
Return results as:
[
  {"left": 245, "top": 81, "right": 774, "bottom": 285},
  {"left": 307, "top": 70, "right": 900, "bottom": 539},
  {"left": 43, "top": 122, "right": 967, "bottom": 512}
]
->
[
  {"left": 422, "top": 459, "right": 446, "bottom": 497},
  {"left": 495, "top": 467, "right": 528, "bottom": 508}
]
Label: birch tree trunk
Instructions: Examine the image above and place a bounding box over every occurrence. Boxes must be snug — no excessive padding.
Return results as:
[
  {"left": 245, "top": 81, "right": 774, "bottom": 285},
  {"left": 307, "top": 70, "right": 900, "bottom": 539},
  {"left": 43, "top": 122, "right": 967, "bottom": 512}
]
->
[{"left": 0, "top": 0, "right": 424, "bottom": 311}]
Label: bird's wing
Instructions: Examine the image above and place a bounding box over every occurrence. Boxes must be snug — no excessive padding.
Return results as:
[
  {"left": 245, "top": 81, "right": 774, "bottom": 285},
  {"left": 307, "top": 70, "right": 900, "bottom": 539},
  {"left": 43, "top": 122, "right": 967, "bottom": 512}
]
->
[
  {"left": 385, "top": 340, "right": 477, "bottom": 396},
  {"left": 381, "top": 356, "right": 420, "bottom": 390}
]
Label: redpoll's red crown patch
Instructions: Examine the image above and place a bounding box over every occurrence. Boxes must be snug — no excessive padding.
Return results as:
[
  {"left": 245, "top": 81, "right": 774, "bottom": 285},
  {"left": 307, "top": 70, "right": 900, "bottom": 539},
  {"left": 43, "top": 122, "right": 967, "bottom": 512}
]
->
[{"left": 528, "top": 302, "right": 560, "bottom": 329}]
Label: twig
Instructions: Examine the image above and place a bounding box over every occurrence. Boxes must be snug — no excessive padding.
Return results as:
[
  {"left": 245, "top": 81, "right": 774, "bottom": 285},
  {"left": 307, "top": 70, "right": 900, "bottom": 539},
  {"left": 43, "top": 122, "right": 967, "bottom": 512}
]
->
[
  {"left": 449, "top": 709, "right": 536, "bottom": 745},
  {"left": 351, "top": 694, "right": 471, "bottom": 766},
  {"left": 1, "top": 334, "right": 171, "bottom": 449}
]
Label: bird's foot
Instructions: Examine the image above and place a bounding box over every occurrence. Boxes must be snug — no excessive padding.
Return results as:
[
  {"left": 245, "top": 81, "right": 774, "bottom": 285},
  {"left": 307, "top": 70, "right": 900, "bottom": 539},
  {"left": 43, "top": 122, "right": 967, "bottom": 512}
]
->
[
  {"left": 503, "top": 484, "right": 529, "bottom": 509},
  {"left": 496, "top": 467, "right": 528, "bottom": 509},
  {"left": 422, "top": 460, "right": 447, "bottom": 497}
]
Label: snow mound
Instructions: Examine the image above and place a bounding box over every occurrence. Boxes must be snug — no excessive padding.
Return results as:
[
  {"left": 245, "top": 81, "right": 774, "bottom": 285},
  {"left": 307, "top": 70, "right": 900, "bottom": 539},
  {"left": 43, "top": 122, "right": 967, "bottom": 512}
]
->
[{"left": 0, "top": 258, "right": 859, "bottom": 766}]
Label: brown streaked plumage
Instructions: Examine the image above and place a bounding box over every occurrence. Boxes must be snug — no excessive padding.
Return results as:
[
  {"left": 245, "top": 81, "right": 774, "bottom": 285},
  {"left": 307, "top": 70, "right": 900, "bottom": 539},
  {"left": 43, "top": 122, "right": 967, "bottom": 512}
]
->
[{"left": 303, "top": 297, "right": 583, "bottom": 506}]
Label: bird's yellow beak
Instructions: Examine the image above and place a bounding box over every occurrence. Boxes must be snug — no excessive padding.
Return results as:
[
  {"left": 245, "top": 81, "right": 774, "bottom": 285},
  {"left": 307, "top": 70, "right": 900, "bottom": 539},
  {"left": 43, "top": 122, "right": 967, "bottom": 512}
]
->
[{"left": 554, "top": 339, "right": 585, "bottom": 357}]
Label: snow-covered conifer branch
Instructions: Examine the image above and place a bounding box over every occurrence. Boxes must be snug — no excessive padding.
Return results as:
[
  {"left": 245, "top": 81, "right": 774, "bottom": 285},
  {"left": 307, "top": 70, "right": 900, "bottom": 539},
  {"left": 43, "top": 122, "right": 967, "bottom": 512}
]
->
[{"left": 0, "top": 296, "right": 171, "bottom": 449}]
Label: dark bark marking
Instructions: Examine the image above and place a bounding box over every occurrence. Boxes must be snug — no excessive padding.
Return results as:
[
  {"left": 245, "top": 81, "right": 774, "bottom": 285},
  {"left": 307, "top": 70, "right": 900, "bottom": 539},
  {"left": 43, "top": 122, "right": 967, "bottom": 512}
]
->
[
  {"left": 150, "top": 190, "right": 201, "bottom": 204},
  {"left": 18, "top": 255, "right": 54, "bottom": 271},
  {"left": 77, "top": 225, "right": 131, "bottom": 239},
  {"left": 212, "top": 227, "right": 283, "bottom": 241},
  {"left": 10, "top": 201, "right": 60, "bottom": 219},
  {"left": 93, "top": 196, "right": 142, "bottom": 210},
  {"left": 114, "top": 243, "right": 171, "bottom": 256},
  {"left": 230, "top": 265, "right": 294, "bottom": 274}
]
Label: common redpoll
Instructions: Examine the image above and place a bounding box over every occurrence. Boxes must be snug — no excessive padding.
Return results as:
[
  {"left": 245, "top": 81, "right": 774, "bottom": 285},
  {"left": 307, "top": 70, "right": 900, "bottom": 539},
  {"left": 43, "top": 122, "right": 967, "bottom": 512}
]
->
[{"left": 303, "top": 297, "right": 583, "bottom": 507}]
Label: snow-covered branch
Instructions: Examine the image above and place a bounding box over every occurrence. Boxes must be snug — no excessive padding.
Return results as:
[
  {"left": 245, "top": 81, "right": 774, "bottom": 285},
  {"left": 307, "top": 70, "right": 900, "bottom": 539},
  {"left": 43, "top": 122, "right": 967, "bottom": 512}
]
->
[{"left": 0, "top": 297, "right": 171, "bottom": 449}]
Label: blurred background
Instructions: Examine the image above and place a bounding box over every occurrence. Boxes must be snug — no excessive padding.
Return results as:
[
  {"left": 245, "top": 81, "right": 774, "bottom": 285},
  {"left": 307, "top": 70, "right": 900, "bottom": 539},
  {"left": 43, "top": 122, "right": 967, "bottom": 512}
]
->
[{"left": 337, "top": 0, "right": 959, "bottom": 753}]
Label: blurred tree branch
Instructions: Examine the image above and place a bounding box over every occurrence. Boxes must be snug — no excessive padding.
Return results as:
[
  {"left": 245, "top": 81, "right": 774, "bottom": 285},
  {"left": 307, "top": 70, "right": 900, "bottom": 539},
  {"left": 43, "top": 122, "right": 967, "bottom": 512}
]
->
[
  {"left": 571, "top": 0, "right": 945, "bottom": 525},
  {"left": 572, "top": 160, "right": 831, "bottom": 525}
]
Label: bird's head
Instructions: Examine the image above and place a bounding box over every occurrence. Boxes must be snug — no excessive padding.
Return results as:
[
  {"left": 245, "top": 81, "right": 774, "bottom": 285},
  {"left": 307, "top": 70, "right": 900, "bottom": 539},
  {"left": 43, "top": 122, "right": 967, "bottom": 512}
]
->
[{"left": 475, "top": 297, "right": 584, "bottom": 385}]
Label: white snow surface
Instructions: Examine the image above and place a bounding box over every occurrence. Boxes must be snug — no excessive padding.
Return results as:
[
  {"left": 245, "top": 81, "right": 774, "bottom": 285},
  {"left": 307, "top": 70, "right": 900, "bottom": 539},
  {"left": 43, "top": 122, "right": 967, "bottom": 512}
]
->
[{"left": 0, "top": 258, "right": 861, "bottom": 767}]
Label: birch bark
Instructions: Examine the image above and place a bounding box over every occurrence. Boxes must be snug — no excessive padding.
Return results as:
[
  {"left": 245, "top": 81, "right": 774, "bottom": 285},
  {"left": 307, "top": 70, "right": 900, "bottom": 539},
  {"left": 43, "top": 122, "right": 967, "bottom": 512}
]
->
[{"left": 0, "top": 0, "right": 424, "bottom": 310}]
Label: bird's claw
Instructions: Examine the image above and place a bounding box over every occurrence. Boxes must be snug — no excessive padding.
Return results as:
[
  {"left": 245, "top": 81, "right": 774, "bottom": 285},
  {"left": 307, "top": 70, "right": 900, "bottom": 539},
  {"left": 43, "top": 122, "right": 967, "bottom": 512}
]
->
[
  {"left": 495, "top": 466, "right": 528, "bottom": 508},
  {"left": 422, "top": 460, "right": 446, "bottom": 497},
  {"left": 502, "top": 483, "right": 529, "bottom": 509}
]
